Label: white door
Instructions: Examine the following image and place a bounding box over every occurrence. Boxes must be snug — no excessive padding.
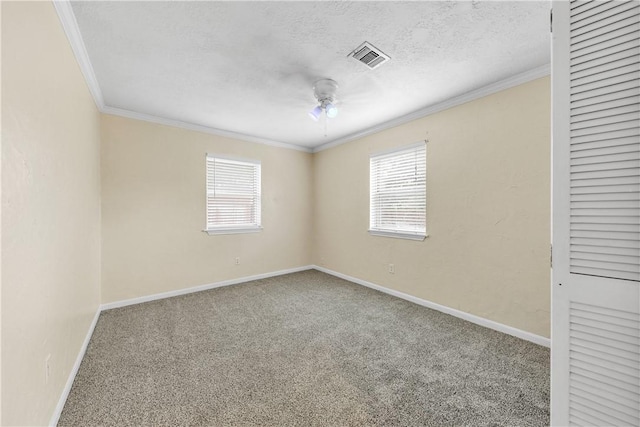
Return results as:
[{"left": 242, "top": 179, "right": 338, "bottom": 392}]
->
[{"left": 552, "top": 1, "right": 640, "bottom": 426}]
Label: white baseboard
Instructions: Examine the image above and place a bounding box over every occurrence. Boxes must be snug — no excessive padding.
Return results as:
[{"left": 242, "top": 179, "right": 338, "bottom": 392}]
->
[
  {"left": 100, "top": 265, "right": 314, "bottom": 311},
  {"left": 50, "top": 265, "right": 313, "bottom": 425},
  {"left": 49, "top": 307, "right": 101, "bottom": 427},
  {"left": 312, "top": 265, "right": 550, "bottom": 348},
  {"left": 50, "top": 263, "right": 547, "bottom": 426}
]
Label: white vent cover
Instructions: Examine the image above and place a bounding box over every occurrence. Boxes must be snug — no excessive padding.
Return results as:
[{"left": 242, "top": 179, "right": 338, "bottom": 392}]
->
[{"left": 349, "top": 42, "right": 390, "bottom": 69}]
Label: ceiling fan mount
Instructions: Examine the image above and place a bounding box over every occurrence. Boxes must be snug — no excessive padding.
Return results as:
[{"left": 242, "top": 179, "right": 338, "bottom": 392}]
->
[{"left": 309, "top": 79, "right": 339, "bottom": 121}]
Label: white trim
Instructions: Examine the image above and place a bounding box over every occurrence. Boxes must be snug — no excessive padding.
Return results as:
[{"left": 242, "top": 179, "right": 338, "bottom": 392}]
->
[
  {"left": 52, "top": 1, "right": 105, "bottom": 109},
  {"left": 48, "top": 266, "right": 314, "bottom": 424},
  {"left": 551, "top": 2, "right": 571, "bottom": 423},
  {"left": 312, "top": 266, "right": 551, "bottom": 348},
  {"left": 205, "top": 155, "right": 262, "bottom": 232},
  {"left": 52, "top": 3, "right": 311, "bottom": 154},
  {"left": 206, "top": 153, "right": 262, "bottom": 165},
  {"left": 369, "top": 140, "right": 427, "bottom": 159},
  {"left": 102, "top": 106, "right": 312, "bottom": 153},
  {"left": 47, "top": 264, "right": 547, "bottom": 424},
  {"left": 49, "top": 307, "right": 101, "bottom": 427},
  {"left": 369, "top": 142, "right": 427, "bottom": 241},
  {"left": 53, "top": 2, "right": 549, "bottom": 154},
  {"left": 204, "top": 227, "right": 262, "bottom": 235},
  {"left": 313, "top": 64, "right": 551, "bottom": 153},
  {"left": 368, "top": 230, "right": 427, "bottom": 241},
  {"left": 100, "top": 265, "right": 314, "bottom": 311}
]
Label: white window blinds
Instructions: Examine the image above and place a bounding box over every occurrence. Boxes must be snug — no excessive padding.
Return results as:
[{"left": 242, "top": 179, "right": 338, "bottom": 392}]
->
[
  {"left": 370, "top": 142, "right": 426, "bottom": 240},
  {"left": 205, "top": 155, "right": 261, "bottom": 234},
  {"left": 569, "top": 0, "right": 640, "bottom": 282}
]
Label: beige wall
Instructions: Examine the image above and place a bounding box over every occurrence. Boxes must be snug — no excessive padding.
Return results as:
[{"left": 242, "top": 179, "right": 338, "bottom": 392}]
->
[
  {"left": 100, "top": 115, "right": 313, "bottom": 303},
  {"left": 1, "top": 2, "right": 102, "bottom": 426},
  {"left": 0, "top": 1, "right": 4, "bottom": 423},
  {"left": 0, "top": 3, "right": 549, "bottom": 422},
  {"left": 313, "top": 77, "right": 551, "bottom": 338}
]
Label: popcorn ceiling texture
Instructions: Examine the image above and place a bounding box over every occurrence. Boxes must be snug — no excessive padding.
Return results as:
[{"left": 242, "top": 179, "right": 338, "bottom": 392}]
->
[
  {"left": 70, "top": 1, "right": 550, "bottom": 147},
  {"left": 58, "top": 270, "right": 549, "bottom": 426}
]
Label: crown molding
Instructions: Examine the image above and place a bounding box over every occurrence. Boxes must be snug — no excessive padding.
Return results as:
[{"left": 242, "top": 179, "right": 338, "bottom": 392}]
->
[
  {"left": 53, "top": 0, "right": 105, "bottom": 109},
  {"left": 312, "top": 63, "right": 551, "bottom": 153},
  {"left": 54, "top": 0, "right": 548, "bottom": 155},
  {"left": 101, "top": 106, "right": 312, "bottom": 153},
  {"left": 53, "top": 0, "right": 311, "bottom": 153}
]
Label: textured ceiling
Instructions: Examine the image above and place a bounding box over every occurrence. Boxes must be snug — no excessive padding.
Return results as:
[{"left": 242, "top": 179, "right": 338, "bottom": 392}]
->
[{"left": 70, "top": 1, "right": 550, "bottom": 149}]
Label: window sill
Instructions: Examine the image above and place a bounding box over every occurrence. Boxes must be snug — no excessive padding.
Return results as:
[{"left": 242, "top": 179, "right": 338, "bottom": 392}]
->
[
  {"left": 204, "top": 226, "right": 262, "bottom": 235},
  {"left": 368, "top": 229, "right": 427, "bottom": 241}
]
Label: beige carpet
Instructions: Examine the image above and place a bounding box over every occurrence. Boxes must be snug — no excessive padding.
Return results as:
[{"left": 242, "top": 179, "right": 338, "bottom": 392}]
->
[{"left": 59, "top": 270, "right": 549, "bottom": 426}]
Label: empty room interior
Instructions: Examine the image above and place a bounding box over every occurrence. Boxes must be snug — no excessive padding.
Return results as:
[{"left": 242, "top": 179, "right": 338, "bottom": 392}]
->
[{"left": 2, "top": 1, "right": 639, "bottom": 426}]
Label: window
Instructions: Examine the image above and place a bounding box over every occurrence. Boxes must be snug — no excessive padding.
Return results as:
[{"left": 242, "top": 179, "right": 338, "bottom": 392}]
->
[
  {"left": 205, "top": 154, "right": 261, "bottom": 234},
  {"left": 369, "top": 142, "right": 426, "bottom": 240}
]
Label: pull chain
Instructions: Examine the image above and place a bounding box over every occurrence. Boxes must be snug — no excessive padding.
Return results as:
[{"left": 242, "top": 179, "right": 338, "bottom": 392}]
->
[{"left": 324, "top": 113, "right": 328, "bottom": 137}]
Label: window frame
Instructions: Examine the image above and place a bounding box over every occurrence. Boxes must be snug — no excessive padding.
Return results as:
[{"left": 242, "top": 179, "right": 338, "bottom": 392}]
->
[
  {"left": 369, "top": 141, "right": 427, "bottom": 241},
  {"left": 204, "top": 154, "right": 262, "bottom": 235}
]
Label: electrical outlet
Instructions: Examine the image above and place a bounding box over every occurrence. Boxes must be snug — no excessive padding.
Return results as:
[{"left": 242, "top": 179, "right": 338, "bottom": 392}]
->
[
  {"left": 235, "top": 257, "right": 240, "bottom": 265},
  {"left": 388, "top": 263, "right": 395, "bottom": 274},
  {"left": 45, "top": 354, "right": 51, "bottom": 384}
]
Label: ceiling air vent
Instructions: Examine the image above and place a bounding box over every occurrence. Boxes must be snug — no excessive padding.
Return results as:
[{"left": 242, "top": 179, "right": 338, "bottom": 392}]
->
[{"left": 349, "top": 42, "right": 390, "bottom": 69}]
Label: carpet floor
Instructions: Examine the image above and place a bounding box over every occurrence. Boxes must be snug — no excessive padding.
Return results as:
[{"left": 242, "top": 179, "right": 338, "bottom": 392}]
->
[{"left": 59, "top": 270, "right": 549, "bottom": 426}]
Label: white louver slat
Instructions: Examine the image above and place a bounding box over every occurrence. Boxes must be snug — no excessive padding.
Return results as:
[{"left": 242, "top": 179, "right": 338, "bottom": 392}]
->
[
  {"left": 568, "top": 301, "right": 640, "bottom": 427},
  {"left": 369, "top": 142, "right": 426, "bottom": 240},
  {"left": 569, "top": 0, "right": 640, "bottom": 283},
  {"left": 205, "top": 155, "right": 261, "bottom": 233},
  {"left": 553, "top": 1, "right": 640, "bottom": 425}
]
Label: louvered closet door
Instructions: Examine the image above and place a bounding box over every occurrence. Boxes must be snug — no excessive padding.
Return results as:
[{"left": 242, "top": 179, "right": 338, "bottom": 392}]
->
[{"left": 552, "top": 1, "right": 640, "bottom": 426}]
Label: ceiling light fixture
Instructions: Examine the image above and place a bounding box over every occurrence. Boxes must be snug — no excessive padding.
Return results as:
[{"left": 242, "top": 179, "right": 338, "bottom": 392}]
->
[
  {"left": 309, "top": 79, "right": 339, "bottom": 121},
  {"left": 325, "top": 102, "right": 338, "bottom": 118},
  {"left": 308, "top": 105, "right": 323, "bottom": 121}
]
